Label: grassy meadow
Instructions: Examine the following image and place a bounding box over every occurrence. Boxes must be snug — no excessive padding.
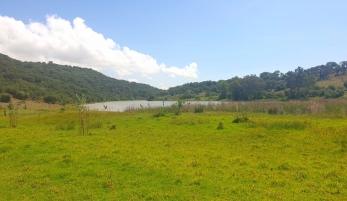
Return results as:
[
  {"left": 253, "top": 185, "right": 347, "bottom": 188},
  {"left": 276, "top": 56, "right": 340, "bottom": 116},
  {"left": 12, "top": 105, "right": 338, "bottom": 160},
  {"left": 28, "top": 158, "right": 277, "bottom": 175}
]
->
[
  {"left": 317, "top": 74, "right": 347, "bottom": 89},
  {"left": 0, "top": 100, "right": 347, "bottom": 200}
]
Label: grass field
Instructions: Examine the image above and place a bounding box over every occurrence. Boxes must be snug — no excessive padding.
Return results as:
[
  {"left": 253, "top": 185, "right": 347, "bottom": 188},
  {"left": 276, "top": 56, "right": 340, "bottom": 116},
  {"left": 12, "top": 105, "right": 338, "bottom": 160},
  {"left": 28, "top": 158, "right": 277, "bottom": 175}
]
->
[
  {"left": 0, "top": 100, "right": 346, "bottom": 200},
  {"left": 317, "top": 74, "right": 347, "bottom": 88}
]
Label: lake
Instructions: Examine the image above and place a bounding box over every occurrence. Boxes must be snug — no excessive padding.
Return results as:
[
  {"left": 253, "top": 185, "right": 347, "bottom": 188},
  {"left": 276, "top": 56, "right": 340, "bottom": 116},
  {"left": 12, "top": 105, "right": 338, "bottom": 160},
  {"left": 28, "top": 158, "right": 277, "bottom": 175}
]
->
[{"left": 86, "top": 100, "right": 221, "bottom": 112}]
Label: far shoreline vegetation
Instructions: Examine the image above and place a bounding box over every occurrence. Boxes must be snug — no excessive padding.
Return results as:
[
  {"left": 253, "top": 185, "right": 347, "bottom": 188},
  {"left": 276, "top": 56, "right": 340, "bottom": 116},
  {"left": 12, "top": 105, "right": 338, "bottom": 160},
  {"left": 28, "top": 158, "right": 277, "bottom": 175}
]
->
[{"left": 1, "top": 53, "right": 347, "bottom": 105}]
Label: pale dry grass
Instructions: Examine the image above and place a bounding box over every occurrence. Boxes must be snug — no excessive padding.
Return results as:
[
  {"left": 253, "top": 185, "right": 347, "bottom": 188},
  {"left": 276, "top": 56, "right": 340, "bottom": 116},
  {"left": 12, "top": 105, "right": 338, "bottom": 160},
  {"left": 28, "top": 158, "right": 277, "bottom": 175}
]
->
[
  {"left": 126, "top": 99, "right": 347, "bottom": 117},
  {"left": 0, "top": 99, "right": 63, "bottom": 111},
  {"left": 317, "top": 74, "right": 347, "bottom": 88}
]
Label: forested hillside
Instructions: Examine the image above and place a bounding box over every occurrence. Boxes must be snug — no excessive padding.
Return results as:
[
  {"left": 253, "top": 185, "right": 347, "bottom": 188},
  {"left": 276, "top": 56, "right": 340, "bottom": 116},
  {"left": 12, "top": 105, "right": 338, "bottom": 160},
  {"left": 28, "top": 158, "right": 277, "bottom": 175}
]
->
[
  {"left": 168, "top": 61, "right": 347, "bottom": 101},
  {"left": 1, "top": 53, "right": 346, "bottom": 104},
  {"left": 0, "top": 53, "right": 166, "bottom": 104}
]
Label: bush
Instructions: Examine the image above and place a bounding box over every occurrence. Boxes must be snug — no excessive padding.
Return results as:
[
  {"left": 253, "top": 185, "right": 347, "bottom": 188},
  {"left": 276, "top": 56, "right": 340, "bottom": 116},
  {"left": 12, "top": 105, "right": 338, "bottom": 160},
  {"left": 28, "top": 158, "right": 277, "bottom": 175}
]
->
[
  {"left": 147, "top": 95, "right": 155, "bottom": 101},
  {"left": 110, "top": 125, "right": 116, "bottom": 130},
  {"left": 232, "top": 113, "right": 249, "bottom": 123},
  {"left": 328, "top": 85, "right": 336, "bottom": 91},
  {"left": 7, "top": 102, "right": 15, "bottom": 110},
  {"left": 13, "top": 91, "right": 29, "bottom": 100},
  {"left": 44, "top": 95, "right": 59, "bottom": 104},
  {"left": 153, "top": 109, "right": 167, "bottom": 117},
  {"left": 194, "top": 105, "right": 204, "bottom": 113},
  {"left": 5, "top": 87, "right": 17, "bottom": 96},
  {"left": 217, "top": 122, "right": 224, "bottom": 130},
  {"left": 0, "top": 93, "right": 11, "bottom": 103}
]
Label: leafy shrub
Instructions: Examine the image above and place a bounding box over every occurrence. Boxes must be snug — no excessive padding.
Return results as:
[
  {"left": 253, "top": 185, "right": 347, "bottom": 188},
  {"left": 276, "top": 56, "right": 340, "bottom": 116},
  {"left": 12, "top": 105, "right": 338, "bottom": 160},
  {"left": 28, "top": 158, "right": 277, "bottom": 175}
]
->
[
  {"left": 323, "top": 88, "right": 344, "bottom": 98},
  {"left": 217, "top": 122, "right": 224, "bottom": 130},
  {"left": 344, "top": 81, "right": 347, "bottom": 89},
  {"left": 44, "top": 95, "right": 59, "bottom": 104},
  {"left": 328, "top": 85, "right": 336, "bottom": 91},
  {"left": 0, "top": 93, "right": 11, "bottom": 103},
  {"left": 7, "top": 102, "right": 14, "bottom": 110},
  {"left": 176, "top": 98, "right": 184, "bottom": 115},
  {"left": 147, "top": 95, "right": 155, "bottom": 101},
  {"left": 232, "top": 113, "right": 249, "bottom": 123},
  {"left": 153, "top": 109, "right": 167, "bottom": 117},
  {"left": 4, "top": 87, "right": 18, "bottom": 96},
  {"left": 13, "top": 91, "right": 29, "bottom": 100},
  {"left": 110, "top": 125, "right": 116, "bottom": 130},
  {"left": 194, "top": 105, "right": 204, "bottom": 113}
]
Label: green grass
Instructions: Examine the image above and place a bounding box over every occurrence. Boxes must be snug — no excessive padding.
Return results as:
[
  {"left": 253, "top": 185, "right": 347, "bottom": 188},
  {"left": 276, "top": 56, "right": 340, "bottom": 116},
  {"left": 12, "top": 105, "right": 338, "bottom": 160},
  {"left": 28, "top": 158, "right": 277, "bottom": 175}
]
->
[{"left": 0, "top": 106, "right": 346, "bottom": 200}]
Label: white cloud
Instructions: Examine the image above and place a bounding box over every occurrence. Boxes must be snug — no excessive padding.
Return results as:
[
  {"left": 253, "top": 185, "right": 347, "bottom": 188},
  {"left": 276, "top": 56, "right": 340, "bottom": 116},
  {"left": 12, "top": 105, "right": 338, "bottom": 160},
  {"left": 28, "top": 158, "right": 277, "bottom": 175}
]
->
[
  {"left": 0, "top": 15, "right": 198, "bottom": 81},
  {"left": 141, "top": 74, "right": 153, "bottom": 80},
  {"left": 116, "top": 69, "right": 133, "bottom": 78},
  {"left": 159, "top": 83, "right": 169, "bottom": 90},
  {"left": 161, "top": 62, "right": 198, "bottom": 78},
  {"left": 128, "top": 78, "right": 138, "bottom": 83}
]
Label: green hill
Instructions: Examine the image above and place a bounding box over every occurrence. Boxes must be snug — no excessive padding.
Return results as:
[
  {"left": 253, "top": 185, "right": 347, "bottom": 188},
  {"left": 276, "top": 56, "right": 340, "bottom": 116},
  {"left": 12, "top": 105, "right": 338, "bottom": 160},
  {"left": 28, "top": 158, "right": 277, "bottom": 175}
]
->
[
  {"left": 0, "top": 53, "right": 166, "bottom": 104},
  {"left": 0, "top": 53, "right": 346, "bottom": 104}
]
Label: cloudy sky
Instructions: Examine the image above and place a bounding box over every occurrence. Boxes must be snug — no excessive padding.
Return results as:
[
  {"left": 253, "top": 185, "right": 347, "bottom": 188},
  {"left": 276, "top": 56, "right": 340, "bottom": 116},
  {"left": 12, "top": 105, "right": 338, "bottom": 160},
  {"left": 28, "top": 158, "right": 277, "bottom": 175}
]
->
[{"left": 0, "top": 0, "right": 346, "bottom": 89}]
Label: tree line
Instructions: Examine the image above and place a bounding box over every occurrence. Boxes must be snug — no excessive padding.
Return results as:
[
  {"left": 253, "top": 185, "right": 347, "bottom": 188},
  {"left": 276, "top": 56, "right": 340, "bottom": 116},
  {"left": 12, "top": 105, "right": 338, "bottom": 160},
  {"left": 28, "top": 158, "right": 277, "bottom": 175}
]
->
[{"left": 168, "top": 61, "right": 347, "bottom": 101}]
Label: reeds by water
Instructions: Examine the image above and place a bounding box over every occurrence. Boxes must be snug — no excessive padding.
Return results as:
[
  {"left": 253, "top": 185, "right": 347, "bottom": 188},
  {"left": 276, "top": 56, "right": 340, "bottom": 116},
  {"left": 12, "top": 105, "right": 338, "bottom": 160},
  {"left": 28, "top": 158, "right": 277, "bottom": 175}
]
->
[{"left": 125, "top": 99, "right": 347, "bottom": 117}]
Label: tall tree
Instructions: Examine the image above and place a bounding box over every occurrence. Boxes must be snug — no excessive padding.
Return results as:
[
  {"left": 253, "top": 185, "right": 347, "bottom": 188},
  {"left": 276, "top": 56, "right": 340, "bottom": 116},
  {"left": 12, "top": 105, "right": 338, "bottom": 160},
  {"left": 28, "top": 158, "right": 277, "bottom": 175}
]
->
[
  {"left": 340, "top": 61, "right": 347, "bottom": 75},
  {"left": 229, "top": 77, "right": 244, "bottom": 101},
  {"left": 217, "top": 80, "right": 228, "bottom": 100},
  {"left": 241, "top": 75, "right": 265, "bottom": 100}
]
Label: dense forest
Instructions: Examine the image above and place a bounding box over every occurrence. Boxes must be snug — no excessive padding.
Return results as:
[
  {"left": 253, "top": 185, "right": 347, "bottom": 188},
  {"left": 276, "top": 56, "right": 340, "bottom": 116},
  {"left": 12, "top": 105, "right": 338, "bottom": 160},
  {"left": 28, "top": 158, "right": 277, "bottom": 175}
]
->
[
  {"left": 0, "top": 53, "right": 346, "bottom": 104},
  {"left": 0, "top": 53, "right": 166, "bottom": 104},
  {"left": 168, "top": 61, "right": 347, "bottom": 101}
]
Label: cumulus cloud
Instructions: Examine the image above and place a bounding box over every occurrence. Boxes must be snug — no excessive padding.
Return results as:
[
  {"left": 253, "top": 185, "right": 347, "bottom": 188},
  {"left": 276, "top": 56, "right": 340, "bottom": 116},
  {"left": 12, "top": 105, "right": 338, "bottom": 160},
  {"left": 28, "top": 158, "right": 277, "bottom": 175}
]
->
[
  {"left": 0, "top": 15, "right": 198, "bottom": 80},
  {"left": 141, "top": 74, "right": 153, "bottom": 80},
  {"left": 159, "top": 83, "right": 169, "bottom": 90},
  {"left": 128, "top": 78, "right": 138, "bottom": 83},
  {"left": 161, "top": 62, "right": 198, "bottom": 78}
]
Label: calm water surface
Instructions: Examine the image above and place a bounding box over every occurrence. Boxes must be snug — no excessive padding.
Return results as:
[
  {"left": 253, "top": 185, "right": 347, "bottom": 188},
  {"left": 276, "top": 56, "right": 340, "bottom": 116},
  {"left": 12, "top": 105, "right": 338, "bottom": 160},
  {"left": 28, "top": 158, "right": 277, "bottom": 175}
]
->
[{"left": 86, "top": 100, "right": 221, "bottom": 112}]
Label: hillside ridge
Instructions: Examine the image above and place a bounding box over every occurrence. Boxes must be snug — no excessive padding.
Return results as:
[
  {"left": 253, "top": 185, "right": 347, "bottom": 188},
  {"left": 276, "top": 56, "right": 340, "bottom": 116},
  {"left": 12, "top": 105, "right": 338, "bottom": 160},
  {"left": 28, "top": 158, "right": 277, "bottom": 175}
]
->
[
  {"left": 0, "top": 53, "right": 346, "bottom": 103},
  {"left": 0, "top": 53, "right": 165, "bottom": 104}
]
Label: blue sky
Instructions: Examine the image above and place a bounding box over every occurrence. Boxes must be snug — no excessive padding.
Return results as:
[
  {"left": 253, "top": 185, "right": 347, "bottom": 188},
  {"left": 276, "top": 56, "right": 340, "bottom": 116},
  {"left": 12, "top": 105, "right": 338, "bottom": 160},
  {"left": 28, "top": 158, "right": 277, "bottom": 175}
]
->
[{"left": 0, "top": 0, "right": 346, "bottom": 89}]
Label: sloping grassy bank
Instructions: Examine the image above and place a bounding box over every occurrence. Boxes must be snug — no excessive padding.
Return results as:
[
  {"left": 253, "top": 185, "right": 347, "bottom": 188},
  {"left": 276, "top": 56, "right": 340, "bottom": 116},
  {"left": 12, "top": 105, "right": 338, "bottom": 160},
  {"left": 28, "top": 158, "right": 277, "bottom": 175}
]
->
[{"left": 0, "top": 106, "right": 346, "bottom": 200}]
